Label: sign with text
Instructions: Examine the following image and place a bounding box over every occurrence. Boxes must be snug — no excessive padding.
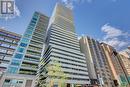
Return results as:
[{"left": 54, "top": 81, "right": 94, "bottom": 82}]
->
[{"left": 0, "top": 0, "right": 15, "bottom": 19}]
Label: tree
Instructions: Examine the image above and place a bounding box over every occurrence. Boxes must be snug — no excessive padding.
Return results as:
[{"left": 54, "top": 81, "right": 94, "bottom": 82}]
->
[
  {"left": 47, "top": 60, "right": 67, "bottom": 87},
  {"left": 38, "top": 59, "right": 68, "bottom": 87}
]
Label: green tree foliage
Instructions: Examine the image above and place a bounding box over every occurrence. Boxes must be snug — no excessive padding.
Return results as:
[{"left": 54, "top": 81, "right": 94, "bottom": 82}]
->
[{"left": 38, "top": 59, "right": 68, "bottom": 87}]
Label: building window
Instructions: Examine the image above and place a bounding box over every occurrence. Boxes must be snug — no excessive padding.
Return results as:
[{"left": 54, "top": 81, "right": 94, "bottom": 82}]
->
[
  {"left": 18, "top": 80, "right": 23, "bottom": 84},
  {"left": 5, "top": 39, "right": 12, "bottom": 42},
  {"left": 3, "top": 79, "right": 24, "bottom": 87},
  {"left": 4, "top": 79, "right": 11, "bottom": 83},
  {"left": 4, "top": 56, "right": 11, "bottom": 60},
  {"left": 0, "top": 37, "right": 4, "bottom": 40},
  {"left": 33, "top": 14, "right": 39, "bottom": 19},
  {"left": 0, "top": 55, "right": 4, "bottom": 59},
  {"left": 7, "top": 50, "right": 14, "bottom": 54},
  {"left": 24, "top": 34, "right": 31, "bottom": 38},
  {"left": 8, "top": 66, "right": 18, "bottom": 73},
  {"left": 1, "top": 44, "right": 10, "bottom": 47},
  {"left": 21, "top": 38, "right": 29, "bottom": 43},
  {"left": 32, "top": 17, "right": 37, "bottom": 21},
  {"left": 11, "top": 59, "right": 21, "bottom": 66},
  {"left": 30, "top": 23, "right": 35, "bottom": 27},
  {"left": 31, "top": 20, "right": 36, "bottom": 24},
  {"left": 14, "top": 53, "right": 23, "bottom": 59},
  {"left": 28, "top": 26, "right": 34, "bottom": 31},
  {"left": 17, "top": 47, "right": 25, "bottom": 53},
  {"left": 0, "top": 49, "right": 6, "bottom": 53},
  {"left": 20, "top": 43, "right": 27, "bottom": 47},
  {"left": 10, "top": 45, "right": 16, "bottom": 49},
  {"left": 26, "top": 29, "right": 33, "bottom": 35}
]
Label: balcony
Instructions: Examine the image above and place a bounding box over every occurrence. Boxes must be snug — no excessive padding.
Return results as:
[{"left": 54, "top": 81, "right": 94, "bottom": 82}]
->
[
  {"left": 19, "top": 70, "right": 36, "bottom": 75},
  {"left": 28, "top": 47, "right": 42, "bottom": 53},
  {"left": 21, "top": 64, "right": 38, "bottom": 71},
  {"left": 24, "top": 57, "right": 39, "bottom": 62}
]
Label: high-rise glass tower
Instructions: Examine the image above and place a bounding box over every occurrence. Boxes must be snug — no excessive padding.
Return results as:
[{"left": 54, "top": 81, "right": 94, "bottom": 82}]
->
[
  {"left": 8, "top": 12, "right": 49, "bottom": 75},
  {"left": 0, "top": 12, "right": 49, "bottom": 87},
  {"left": 39, "top": 3, "right": 90, "bottom": 86}
]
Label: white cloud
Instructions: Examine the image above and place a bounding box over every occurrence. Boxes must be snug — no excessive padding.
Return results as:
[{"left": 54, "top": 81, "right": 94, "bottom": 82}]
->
[
  {"left": 101, "top": 24, "right": 130, "bottom": 50},
  {"left": 78, "top": 36, "right": 81, "bottom": 40},
  {"left": 61, "top": 0, "right": 92, "bottom": 9},
  {"left": 102, "top": 38, "right": 128, "bottom": 49},
  {"left": 61, "top": 0, "right": 119, "bottom": 9},
  {"left": 101, "top": 24, "right": 128, "bottom": 40},
  {"left": 62, "top": 0, "right": 74, "bottom": 9},
  {"left": 14, "top": 5, "right": 20, "bottom": 17}
]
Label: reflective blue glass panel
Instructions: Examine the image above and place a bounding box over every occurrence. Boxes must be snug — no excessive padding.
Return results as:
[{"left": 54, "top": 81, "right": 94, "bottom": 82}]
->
[
  {"left": 17, "top": 47, "right": 25, "bottom": 53},
  {"left": 26, "top": 29, "right": 33, "bottom": 35},
  {"left": 20, "top": 43, "right": 27, "bottom": 47},
  {"left": 11, "top": 59, "right": 21, "bottom": 66},
  {"left": 24, "top": 34, "right": 31, "bottom": 38},
  {"left": 8, "top": 66, "right": 18, "bottom": 73},
  {"left": 21, "top": 38, "right": 29, "bottom": 43},
  {"left": 14, "top": 53, "right": 23, "bottom": 59}
]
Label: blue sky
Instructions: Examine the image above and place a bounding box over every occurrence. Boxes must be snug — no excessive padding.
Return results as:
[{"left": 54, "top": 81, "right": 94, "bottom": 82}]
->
[{"left": 0, "top": 0, "right": 130, "bottom": 50}]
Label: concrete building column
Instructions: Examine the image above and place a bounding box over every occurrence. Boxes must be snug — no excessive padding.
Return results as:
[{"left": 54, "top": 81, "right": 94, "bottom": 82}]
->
[
  {"left": 71, "top": 84, "right": 74, "bottom": 87},
  {"left": 22, "top": 79, "right": 27, "bottom": 87},
  {"left": 31, "top": 79, "right": 36, "bottom": 87},
  {"left": 0, "top": 75, "right": 5, "bottom": 87}
]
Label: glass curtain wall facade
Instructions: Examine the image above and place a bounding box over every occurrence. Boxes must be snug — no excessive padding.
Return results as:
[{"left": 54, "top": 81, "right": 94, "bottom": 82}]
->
[
  {"left": 0, "top": 12, "right": 49, "bottom": 87},
  {"left": 8, "top": 12, "right": 49, "bottom": 75},
  {"left": 39, "top": 3, "right": 90, "bottom": 87}
]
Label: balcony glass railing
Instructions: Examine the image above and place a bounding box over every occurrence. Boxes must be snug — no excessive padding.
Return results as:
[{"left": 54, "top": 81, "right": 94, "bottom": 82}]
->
[
  {"left": 28, "top": 47, "right": 41, "bottom": 52},
  {"left": 19, "top": 71, "right": 36, "bottom": 75},
  {"left": 26, "top": 51, "right": 41, "bottom": 57},
  {"left": 24, "top": 57, "right": 39, "bottom": 62},
  {"left": 30, "top": 42, "right": 43, "bottom": 47},
  {"left": 21, "top": 64, "right": 38, "bottom": 69}
]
